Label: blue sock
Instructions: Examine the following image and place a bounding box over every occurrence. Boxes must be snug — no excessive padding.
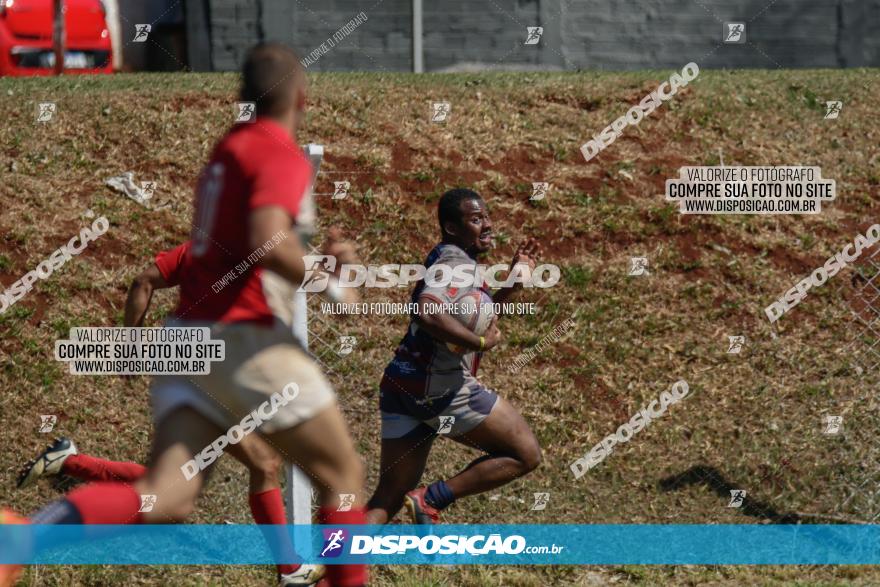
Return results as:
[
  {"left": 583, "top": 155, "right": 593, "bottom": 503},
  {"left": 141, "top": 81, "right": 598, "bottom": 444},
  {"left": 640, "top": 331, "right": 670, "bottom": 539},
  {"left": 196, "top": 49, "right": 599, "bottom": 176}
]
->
[
  {"left": 29, "top": 499, "right": 86, "bottom": 559},
  {"left": 32, "top": 499, "right": 82, "bottom": 525},
  {"left": 424, "top": 480, "right": 455, "bottom": 510}
]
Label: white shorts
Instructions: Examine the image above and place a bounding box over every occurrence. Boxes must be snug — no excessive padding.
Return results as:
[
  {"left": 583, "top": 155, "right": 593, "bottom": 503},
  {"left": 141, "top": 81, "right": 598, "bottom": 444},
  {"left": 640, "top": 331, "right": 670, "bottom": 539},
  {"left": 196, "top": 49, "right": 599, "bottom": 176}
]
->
[{"left": 151, "top": 320, "right": 336, "bottom": 434}]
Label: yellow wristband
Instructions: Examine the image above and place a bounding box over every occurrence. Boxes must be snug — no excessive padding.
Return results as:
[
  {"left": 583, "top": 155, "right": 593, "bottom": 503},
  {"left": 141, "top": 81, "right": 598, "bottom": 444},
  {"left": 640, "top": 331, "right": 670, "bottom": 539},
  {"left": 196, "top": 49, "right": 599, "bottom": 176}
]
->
[{"left": 479, "top": 336, "right": 486, "bottom": 351}]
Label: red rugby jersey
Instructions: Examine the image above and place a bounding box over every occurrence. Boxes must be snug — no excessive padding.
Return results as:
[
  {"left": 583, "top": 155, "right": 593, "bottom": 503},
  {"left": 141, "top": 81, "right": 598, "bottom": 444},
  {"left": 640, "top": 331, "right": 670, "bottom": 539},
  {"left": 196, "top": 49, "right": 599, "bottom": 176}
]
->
[
  {"left": 175, "top": 118, "right": 312, "bottom": 324},
  {"left": 154, "top": 241, "right": 189, "bottom": 286}
]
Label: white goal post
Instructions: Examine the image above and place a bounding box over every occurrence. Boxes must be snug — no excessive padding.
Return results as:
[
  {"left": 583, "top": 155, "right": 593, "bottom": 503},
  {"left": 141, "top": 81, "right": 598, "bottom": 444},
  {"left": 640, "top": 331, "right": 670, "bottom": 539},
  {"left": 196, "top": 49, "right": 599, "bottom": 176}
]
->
[{"left": 285, "top": 144, "right": 323, "bottom": 537}]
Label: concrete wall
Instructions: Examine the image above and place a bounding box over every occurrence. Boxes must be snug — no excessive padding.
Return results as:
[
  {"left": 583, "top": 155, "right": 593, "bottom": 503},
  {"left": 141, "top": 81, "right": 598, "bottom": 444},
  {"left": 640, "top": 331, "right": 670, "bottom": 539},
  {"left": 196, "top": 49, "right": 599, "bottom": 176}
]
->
[
  {"left": 118, "top": 0, "right": 184, "bottom": 70},
  {"left": 561, "top": 0, "right": 837, "bottom": 69},
  {"left": 422, "top": 0, "right": 542, "bottom": 71},
  {"left": 183, "top": 0, "right": 880, "bottom": 72}
]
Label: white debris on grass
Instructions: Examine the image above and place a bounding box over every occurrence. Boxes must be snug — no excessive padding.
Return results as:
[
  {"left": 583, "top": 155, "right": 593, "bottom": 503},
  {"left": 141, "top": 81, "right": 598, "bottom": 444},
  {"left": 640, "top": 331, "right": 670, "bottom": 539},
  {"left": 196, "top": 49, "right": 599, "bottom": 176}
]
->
[{"left": 105, "top": 171, "right": 152, "bottom": 206}]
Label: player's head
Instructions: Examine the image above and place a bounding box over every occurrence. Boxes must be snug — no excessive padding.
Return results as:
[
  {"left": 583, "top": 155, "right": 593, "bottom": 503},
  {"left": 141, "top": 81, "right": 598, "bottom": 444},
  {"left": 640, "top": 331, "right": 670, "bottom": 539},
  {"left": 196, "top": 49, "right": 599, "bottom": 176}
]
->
[
  {"left": 240, "top": 43, "right": 307, "bottom": 130},
  {"left": 438, "top": 188, "right": 493, "bottom": 255}
]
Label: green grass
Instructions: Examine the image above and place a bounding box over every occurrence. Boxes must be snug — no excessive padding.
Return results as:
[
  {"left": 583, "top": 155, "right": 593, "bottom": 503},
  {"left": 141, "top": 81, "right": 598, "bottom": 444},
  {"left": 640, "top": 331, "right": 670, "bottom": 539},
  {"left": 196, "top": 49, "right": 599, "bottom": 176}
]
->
[{"left": 1, "top": 68, "right": 879, "bottom": 586}]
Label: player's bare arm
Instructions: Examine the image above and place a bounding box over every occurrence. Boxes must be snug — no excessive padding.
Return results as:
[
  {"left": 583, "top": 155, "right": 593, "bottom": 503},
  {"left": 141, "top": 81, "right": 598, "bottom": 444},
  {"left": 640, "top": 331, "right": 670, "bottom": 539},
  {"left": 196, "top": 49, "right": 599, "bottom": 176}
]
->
[
  {"left": 124, "top": 264, "right": 171, "bottom": 327},
  {"left": 415, "top": 296, "right": 501, "bottom": 351},
  {"left": 322, "top": 226, "right": 357, "bottom": 266},
  {"left": 251, "top": 207, "right": 359, "bottom": 304}
]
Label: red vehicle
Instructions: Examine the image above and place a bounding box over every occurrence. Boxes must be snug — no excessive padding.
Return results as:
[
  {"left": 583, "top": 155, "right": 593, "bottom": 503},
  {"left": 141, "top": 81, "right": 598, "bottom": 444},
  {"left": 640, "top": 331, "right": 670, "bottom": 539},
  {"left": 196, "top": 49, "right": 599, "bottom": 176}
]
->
[{"left": 0, "top": 0, "right": 112, "bottom": 76}]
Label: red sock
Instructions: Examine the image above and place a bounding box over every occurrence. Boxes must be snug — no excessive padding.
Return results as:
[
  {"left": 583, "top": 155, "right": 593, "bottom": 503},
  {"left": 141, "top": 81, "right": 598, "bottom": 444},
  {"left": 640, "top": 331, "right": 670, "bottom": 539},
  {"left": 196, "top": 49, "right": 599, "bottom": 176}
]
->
[
  {"left": 62, "top": 454, "right": 147, "bottom": 483},
  {"left": 66, "top": 482, "right": 142, "bottom": 524},
  {"left": 318, "top": 506, "right": 368, "bottom": 587},
  {"left": 249, "top": 488, "right": 300, "bottom": 575}
]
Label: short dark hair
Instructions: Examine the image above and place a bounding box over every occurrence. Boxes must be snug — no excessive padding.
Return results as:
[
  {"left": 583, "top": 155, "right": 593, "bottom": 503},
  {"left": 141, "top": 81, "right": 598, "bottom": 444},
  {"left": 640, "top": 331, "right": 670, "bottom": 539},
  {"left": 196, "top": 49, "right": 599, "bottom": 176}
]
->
[
  {"left": 438, "top": 188, "right": 482, "bottom": 237},
  {"left": 239, "top": 43, "right": 305, "bottom": 118}
]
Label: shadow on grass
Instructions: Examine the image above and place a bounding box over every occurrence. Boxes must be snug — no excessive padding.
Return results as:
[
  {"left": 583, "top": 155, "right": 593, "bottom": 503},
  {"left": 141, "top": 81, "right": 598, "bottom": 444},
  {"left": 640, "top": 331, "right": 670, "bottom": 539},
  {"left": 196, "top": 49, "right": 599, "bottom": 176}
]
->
[{"left": 658, "top": 464, "right": 802, "bottom": 523}]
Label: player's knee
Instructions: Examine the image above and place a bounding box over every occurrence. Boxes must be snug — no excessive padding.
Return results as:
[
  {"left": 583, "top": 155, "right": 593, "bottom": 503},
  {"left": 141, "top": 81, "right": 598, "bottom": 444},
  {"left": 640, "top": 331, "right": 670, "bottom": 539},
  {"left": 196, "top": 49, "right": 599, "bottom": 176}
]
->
[
  {"left": 518, "top": 441, "right": 542, "bottom": 474},
  {"left": 375, "top": 474, "right": 412, "bottom": 498},
  {"left": 144, "top": 496, "right": 195, "bottom": 523},
  {"left": 136, "top": 478, "right": 198, "bottom": 522},
  {"left": 251, "top": 451, "right": 282, "bottom": 484},
  {"left": 316, "top": 451, "right": 364, "bottom": 499},
  {"left": 342, "top": 454, "right": 365, "bottom": 488},
  {"left": 165, "top": 501, "right": 195, "bottom": 522}
]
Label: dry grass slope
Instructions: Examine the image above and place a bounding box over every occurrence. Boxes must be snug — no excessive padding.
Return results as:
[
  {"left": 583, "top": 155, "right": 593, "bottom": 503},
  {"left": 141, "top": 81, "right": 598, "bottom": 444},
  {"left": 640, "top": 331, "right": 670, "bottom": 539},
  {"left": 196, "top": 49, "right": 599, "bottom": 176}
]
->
[{"left": 1, "top": 69, "right": 879, "bottom": 585}]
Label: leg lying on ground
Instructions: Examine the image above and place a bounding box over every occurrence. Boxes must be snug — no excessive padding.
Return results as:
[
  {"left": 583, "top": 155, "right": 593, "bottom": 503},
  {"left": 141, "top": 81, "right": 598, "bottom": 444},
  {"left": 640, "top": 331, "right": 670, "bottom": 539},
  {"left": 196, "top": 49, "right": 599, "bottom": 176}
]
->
[
  {"left": 17, "top": 438, "right": 147, "bottom": 489},
  {"left": 30, "top": 406, "right": 222, "bottom": 526},
  {"left": 64, "top": 454, "right": 147, "bottom": 484}
]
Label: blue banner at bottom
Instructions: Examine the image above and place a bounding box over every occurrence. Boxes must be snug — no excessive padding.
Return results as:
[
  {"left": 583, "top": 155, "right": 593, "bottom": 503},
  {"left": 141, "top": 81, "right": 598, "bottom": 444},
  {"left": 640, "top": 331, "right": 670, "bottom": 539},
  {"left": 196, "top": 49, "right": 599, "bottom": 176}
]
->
[{"left": 1, "top": 525, "right": 879, "bottom": 565}]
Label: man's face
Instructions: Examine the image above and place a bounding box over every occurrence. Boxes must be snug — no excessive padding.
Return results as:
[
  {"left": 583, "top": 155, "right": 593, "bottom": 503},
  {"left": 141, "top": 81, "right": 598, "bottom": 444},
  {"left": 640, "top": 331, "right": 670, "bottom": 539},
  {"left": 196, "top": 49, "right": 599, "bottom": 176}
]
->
[{"left": 448, "top": 198, "right": 493, "bottom": 255}]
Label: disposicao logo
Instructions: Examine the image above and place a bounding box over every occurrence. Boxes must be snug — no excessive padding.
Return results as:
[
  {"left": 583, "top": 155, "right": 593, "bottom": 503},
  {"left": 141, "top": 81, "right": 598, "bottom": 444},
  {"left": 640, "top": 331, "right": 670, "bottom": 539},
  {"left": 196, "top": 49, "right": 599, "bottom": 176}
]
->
[{"left": 320, "top": 528, "right": 348, "bottom": 558}]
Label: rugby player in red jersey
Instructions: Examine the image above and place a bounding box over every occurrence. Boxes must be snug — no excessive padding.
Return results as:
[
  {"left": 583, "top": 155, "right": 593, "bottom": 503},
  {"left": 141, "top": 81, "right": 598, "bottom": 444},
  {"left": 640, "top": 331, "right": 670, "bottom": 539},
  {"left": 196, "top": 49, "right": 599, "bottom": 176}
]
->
[
  {"left": 16, "top": 240, "right": 325, "bottom": 586},
  {"left": 3, "top": 43, "right": 367, "bottom": 587}
]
